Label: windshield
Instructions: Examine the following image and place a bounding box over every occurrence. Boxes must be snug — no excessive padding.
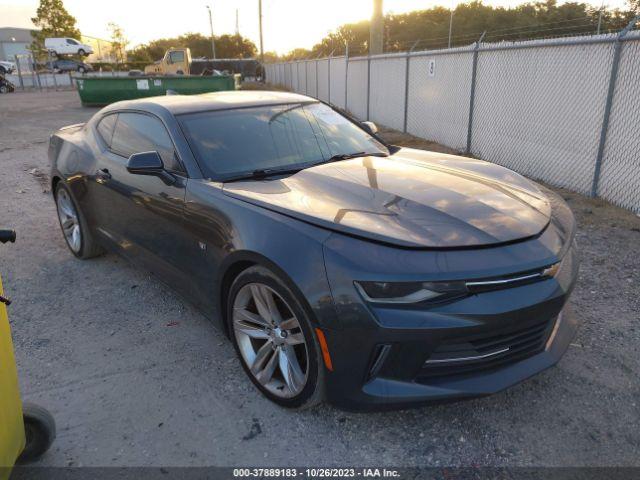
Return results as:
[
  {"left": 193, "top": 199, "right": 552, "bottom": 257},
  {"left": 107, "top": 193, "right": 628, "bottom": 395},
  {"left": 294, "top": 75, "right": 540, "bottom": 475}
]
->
[{"left": 178, "top": 102, "right": 388, "bottom": 180}]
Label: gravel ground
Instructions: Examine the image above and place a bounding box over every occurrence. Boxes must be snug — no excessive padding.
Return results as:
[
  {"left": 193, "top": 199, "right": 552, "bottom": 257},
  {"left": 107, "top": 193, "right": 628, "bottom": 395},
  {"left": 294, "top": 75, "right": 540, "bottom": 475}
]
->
[{"left": 1, "top": 90, "right": 639, "bottom": 468}]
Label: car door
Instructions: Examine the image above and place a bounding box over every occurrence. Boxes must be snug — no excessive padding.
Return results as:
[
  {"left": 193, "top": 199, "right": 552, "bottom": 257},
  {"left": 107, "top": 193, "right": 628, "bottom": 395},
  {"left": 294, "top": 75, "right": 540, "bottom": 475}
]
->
[
  {"left": 166, "top": 50, "right": 187, "bottom": 75},
  {"left": 90, "top": 111, "right": 195, "bottom": 294},
  {"left": 65, "top": 38, "right": 78, "bottom": 54}
]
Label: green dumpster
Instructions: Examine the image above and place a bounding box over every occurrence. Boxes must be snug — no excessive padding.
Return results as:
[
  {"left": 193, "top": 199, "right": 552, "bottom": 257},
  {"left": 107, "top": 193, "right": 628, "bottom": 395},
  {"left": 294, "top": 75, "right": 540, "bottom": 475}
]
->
[{"left": 76, "top": 74, "right": 240, "bottom": 107}]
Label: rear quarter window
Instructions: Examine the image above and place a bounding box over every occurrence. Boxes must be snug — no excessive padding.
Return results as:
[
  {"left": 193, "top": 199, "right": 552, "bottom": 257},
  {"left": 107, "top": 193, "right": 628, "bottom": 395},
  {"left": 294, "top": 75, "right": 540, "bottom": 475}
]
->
[{"left": 96, "top": 114, "right": 117, "bottom": 147}]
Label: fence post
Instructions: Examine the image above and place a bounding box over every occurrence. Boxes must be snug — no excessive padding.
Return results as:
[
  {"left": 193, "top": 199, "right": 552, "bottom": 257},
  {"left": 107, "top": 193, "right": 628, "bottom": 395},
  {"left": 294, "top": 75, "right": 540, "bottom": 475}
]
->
[
  {"left": 328, "top": 50, "right": 334, "bottom": 104},
  {"left": 344, "top": 43, "right": 349, "bottom": 110},
  {"left": 403, "top": 40, "right": 420, "bottom": 133},
  {"left": 591, "top": 15, "right": 639, "bottom": 197},
  {"left": 29, "top": 55, "right": 41, "bottom": 91},
  {"left": 14, "top": 55, "right": 24, "bottom": 90},
  {"left": 316, "top": 56, "right": 320, "bottom": 100},
  {"left": 366, "top": 54, "right": 371, "bottom": 120},
  {"left": 465, "top": 32, "right": 485, "bottom": 155},
  {"left": 328, "top": 55, "right": 331, "bottom": 103}
]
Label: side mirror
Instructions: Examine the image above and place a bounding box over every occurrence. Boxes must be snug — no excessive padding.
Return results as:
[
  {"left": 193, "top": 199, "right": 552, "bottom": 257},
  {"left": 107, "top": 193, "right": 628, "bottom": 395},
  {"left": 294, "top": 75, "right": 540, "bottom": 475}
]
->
[
  {"left": 126, "top": 151, "right": 175, "bottom": 185},
  {"left": 362, "top": 121, "right": 378, "bottom": 135}
]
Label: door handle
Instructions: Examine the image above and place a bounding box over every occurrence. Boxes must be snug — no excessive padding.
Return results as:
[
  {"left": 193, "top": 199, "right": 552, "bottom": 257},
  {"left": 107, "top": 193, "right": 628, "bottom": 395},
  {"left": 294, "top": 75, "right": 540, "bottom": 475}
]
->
[{"left": 95, "top": 168, "right": 112, "bottom": 181}]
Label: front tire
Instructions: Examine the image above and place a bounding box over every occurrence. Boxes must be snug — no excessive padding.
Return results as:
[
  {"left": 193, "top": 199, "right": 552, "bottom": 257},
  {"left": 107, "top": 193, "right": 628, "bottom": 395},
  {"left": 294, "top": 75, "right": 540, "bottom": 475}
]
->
[
  {"left": 227, "top": 266, "right": 324, "bottom": 409},
  {"left": 78, "top": 49, "right": 86, "bottom": 56},
  {"left": 54, "top": 182, "right": 103, "bottom": 259},
  {"left": 17, "top": 403, "right": 56, "bottom": 463}
]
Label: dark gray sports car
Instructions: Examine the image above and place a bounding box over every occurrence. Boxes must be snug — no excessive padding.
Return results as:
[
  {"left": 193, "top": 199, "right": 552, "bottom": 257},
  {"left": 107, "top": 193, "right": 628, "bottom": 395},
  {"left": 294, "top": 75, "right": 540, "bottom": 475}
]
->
[{"left": 49, "top": 91, "right": 579, "bottom": 410}]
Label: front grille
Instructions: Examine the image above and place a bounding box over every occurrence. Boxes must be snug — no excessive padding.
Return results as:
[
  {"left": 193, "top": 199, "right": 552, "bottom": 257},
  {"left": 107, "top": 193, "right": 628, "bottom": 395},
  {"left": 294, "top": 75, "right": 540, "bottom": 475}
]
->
[{"left": 418, "top": 317, "right": 556, "bottom": 379}]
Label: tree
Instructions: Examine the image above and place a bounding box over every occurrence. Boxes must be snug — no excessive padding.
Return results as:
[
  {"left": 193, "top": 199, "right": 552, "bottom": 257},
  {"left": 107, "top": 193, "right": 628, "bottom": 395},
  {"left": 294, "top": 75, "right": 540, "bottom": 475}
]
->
[
  {"left": 30, "top": 0, "right": 81, "bottom": 57},
  {"left": 108, "top": 22, "right": 128, "bottom": 63},
  {"left": 281, "top": 0, "right": 637, "bottom": 58},
  {"left": 629, "top": 0, "right": 639, "bottom": 13},
  {"left": 215, "top": 34, "right": 258, "bottom": 58},
  {"left": 127, "top": 33, "right": 257, "bottom": 62}
]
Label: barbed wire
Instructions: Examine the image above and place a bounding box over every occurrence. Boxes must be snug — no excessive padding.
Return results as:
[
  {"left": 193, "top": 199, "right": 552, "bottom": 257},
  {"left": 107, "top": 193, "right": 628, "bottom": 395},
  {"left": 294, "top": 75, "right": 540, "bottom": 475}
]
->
[
  {"left": 278, "top": 14, "right": 637, "bottom": 59},
  {"left": 386, "top": 16, "right": 601, "bottom": 50}
]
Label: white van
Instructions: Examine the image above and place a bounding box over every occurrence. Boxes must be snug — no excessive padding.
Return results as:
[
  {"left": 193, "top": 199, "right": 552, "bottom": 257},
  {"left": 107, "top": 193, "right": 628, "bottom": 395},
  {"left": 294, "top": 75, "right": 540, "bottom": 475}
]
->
[{"left": 44, "top": 38, "right": 94, "bottom": 56}]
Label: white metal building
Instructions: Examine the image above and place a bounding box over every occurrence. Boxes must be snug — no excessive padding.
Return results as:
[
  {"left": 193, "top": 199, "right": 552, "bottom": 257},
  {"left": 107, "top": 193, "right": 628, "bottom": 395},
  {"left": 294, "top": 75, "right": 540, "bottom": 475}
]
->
[{"left": 0, "top": 27, "right": 34, "bottom": 62}]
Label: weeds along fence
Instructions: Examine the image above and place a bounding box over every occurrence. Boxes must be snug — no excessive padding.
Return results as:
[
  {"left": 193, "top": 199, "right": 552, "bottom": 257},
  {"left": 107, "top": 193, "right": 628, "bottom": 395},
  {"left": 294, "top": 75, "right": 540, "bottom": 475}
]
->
[{"left": 265, "top": 19, "right": 640, "bottom": 213}]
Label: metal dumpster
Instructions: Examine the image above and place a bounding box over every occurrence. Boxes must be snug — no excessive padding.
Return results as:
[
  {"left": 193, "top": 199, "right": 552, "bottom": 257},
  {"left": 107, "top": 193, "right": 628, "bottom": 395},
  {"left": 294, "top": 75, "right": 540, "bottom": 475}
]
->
[{"left": 76, "top": 74, "right": 240, "bottom": 107}]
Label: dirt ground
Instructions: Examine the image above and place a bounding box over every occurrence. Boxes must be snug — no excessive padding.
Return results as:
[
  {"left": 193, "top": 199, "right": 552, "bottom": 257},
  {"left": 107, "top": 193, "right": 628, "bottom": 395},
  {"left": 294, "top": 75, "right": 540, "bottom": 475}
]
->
[{"left": 0, "top": 90, "right": 639, "bottom": 468}]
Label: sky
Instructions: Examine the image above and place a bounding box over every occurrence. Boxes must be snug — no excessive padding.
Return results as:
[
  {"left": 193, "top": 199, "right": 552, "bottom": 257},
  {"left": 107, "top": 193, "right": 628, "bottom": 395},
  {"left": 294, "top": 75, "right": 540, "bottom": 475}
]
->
[{"left": 0, "top": 0, "right": 631, "bottom": 54}]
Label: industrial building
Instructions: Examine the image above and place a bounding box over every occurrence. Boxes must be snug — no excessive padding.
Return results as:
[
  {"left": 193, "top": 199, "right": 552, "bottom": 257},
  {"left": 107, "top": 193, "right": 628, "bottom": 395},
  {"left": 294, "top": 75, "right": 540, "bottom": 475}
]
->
[{"left": 0, "top": 27, "right": 33, "bottom": 61}]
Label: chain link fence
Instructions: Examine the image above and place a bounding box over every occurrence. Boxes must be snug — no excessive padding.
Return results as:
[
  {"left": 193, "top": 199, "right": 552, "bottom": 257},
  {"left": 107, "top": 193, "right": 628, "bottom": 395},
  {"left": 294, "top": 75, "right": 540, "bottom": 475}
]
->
[{"left": 265, "top": 18, "right": 640, "bottom": 213}]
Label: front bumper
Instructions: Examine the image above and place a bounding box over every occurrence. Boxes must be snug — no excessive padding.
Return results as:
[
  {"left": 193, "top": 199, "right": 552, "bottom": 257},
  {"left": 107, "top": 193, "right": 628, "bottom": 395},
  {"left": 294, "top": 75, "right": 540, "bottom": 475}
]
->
[
  {"left": 320, "top": 225, "right": 579, "bottom": 411},
  {"left": 327, "top": 305, "right": 578, "bottom": 411}
]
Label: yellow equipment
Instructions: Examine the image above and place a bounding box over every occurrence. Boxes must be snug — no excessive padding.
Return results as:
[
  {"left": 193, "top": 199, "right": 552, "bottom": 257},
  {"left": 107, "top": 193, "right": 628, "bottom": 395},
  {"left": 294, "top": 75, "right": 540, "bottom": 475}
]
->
[{"left": 0, "top": 230, "right": 55, "bottom": 479}]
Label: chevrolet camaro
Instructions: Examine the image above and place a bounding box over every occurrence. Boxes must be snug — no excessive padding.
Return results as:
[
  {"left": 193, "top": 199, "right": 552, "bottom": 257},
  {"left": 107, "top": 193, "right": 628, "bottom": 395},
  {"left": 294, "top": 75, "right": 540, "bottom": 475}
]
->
[{"left": 49, "top": 91, "right": 579, "bottom": 410}]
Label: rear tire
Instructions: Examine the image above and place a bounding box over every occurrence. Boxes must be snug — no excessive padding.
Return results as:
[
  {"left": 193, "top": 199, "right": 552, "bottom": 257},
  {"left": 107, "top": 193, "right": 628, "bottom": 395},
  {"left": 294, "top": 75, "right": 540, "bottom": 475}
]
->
[
  {"left": 0, "top": 85, "right": 7, "bottom": 94},
  {"left": 54, "top": 182, "right": 104, "bottom": 259},
  {"left": 17, "top": 403, "right": 56, "bottom": 463},
  {"left": 227, "top": 265, "right": 324, "bottom": 409}
]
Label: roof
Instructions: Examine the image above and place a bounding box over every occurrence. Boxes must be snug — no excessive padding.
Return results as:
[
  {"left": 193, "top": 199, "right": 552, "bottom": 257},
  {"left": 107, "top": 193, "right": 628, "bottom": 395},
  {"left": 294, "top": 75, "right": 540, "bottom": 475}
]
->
[
  {"left": 104, "top": 90, "right": 316, "bottom": 116},
  {"left": 0, "top": 27, "right": 34, "bottom": 43}
]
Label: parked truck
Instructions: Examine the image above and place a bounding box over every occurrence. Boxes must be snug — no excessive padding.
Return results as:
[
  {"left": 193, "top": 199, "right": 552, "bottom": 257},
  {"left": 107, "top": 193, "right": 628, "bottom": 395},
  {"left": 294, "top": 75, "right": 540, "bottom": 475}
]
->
[
  {"left": 144, "top": 48, "right": 193, "bottom": 75},
  {"left": 143, "top": 48, "right": 261, "bottom": 80}
]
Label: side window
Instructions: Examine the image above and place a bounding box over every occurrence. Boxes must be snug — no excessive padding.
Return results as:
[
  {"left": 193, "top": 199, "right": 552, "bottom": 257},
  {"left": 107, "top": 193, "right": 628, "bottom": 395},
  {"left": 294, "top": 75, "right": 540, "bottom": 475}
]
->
[
  {"left": 110, "top": 112, "right": 182, "bottom": 172},
  {"left": 67, "top": 38, "right": 78, "bottom": 45},
  {"left": 96, "top": 114, "right": 117, "bottom": 147},
  {"left": 169, "top": 51, "right": 184, "bottom": 64}
]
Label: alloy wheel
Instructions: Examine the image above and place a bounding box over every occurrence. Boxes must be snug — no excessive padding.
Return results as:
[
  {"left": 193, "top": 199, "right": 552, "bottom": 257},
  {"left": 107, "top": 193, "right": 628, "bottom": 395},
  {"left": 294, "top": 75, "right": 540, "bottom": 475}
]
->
[
  {"left": 233, "top": 283, "right": 309, "bottom": 398},
  {"left": 56, "top": 188, "right": 82, "bottom": 253}
]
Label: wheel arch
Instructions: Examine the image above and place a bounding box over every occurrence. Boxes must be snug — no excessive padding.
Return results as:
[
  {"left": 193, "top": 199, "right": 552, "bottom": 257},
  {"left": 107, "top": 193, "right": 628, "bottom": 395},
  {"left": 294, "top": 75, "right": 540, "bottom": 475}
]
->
[
  {"left": 217, "top": 250, "right": 318, "bottom": 338},
  {"left": 51, "top": 175, "right": 62, "bottom": 194}
]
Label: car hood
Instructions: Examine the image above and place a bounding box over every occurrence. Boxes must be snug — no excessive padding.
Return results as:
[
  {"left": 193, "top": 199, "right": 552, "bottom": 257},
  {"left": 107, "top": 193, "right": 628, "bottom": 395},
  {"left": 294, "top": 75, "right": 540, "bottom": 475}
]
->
[{"left": 222, "top": 148, "right": 551, "bottom": 248}]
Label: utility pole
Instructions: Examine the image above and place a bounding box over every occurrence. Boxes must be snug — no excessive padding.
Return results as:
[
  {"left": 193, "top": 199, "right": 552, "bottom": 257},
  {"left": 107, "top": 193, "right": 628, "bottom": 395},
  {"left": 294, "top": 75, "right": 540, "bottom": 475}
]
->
[
  {"left": 258, "top": 0, "right": 264, "bottom": 65},
  {"left": 235, "top": 9, "right": 240, "bottom": 36},
  {"left": 370, "top": 0, "right": 383, "bottom": 55},
  {"left": 206, "top": 5, "right": 216, "bottom": 59},
  {"left": 448, "top": 9, "right": 454, "bottom": 48}
]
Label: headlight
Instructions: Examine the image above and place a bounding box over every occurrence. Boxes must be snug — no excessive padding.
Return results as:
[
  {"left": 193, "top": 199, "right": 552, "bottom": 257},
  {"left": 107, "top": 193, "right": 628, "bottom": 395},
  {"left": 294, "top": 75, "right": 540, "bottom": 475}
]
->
[{"left": 354, "top": 280, "right": 468, "bottom": 304}]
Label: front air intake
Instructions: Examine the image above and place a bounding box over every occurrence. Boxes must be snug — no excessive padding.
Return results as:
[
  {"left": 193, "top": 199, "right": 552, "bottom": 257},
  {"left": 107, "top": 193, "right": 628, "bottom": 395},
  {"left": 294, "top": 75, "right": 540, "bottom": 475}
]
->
[{"left": 365, "top": 344, "right": 392, "bottom": 382}]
